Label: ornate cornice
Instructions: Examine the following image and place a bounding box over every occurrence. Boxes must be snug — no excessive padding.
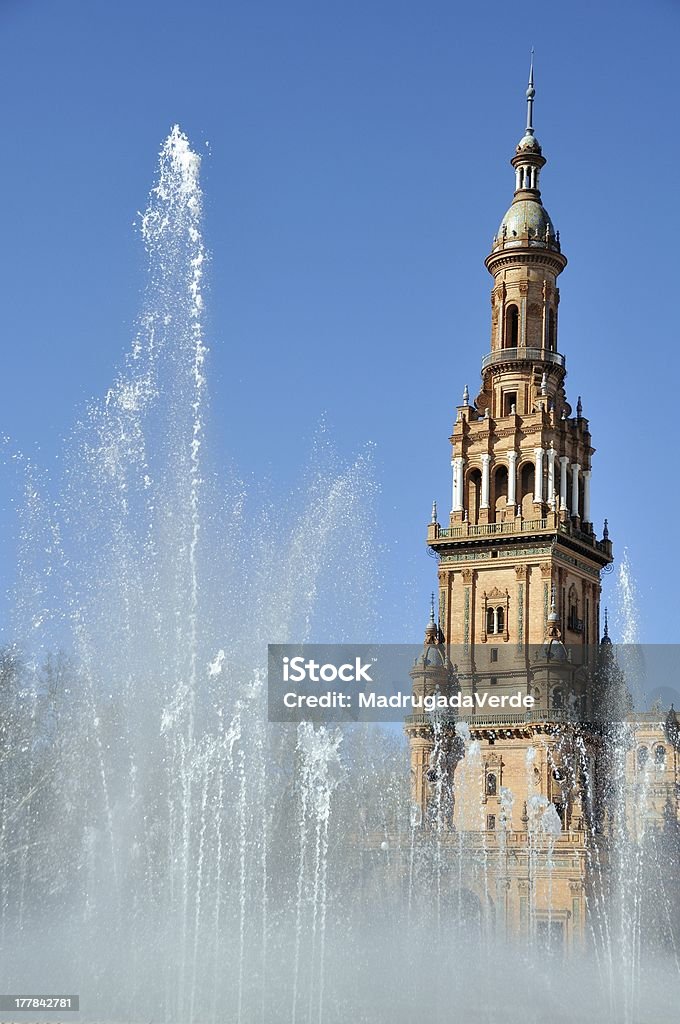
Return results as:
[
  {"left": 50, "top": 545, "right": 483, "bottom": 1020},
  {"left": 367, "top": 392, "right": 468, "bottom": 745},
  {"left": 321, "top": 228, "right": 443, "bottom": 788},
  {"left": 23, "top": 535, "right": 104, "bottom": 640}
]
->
[{"left": 485, "top": 248, "right": 568, "bottom": 277}]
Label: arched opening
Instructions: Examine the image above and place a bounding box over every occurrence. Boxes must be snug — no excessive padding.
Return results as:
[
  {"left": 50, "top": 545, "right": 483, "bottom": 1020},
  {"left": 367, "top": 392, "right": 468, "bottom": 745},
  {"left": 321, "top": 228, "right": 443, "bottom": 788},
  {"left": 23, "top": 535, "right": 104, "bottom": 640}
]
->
[
  {"left": 486, "top": 606, "right": 505, "bottom": 635},
  {"left": 637, "top": 746, "right": 649, "bottom": 769},
  {"left": 486, "top": 773, "right": 497, "bottom": 796},
  {"left": 655, "top": 745, "right": 667, "bottom": 767},
  {"left": 519, "top": 462, "right": 535, "bottom": 519},
  {"left": 467, "top": 468, "right": 482, "bottom": 525},
  {"left": 486, "top": 606, "right": 495, "bottom": 634},
  {"left": 505, "top": 304, "right": 519, "bottom": 348},
  {"left": 548, "top": 309, "right": 556, "bottom": 351},
  {"left": 552, "top": 688, "right": 564, "bottom": 710},
  {"left": 492, "top": 465, "right": 508, "bottom": 522}
]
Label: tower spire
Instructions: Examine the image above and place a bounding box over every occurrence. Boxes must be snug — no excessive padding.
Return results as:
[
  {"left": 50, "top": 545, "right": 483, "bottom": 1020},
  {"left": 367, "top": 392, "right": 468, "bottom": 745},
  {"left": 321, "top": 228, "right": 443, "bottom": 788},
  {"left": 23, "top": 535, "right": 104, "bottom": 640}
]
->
[{"left": 526, "top": 49, "right": 535, "bottom": 136}]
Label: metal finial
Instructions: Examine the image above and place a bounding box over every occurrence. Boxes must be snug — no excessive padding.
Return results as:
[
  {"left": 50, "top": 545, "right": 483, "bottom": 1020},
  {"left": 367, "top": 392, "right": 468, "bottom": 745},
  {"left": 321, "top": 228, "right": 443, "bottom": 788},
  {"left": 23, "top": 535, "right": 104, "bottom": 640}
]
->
[
  {"left": 526, "top": 49, "right": 535, "bottom": 135},
  {"left": 463, "top": 384, "right": 469, "bottom": 406},
  {"left": 603, "top": 607, "right": 609, "bottom": 638},
  {"left": 603, "top": 518, "right": 609, "bottom": 540},
  {"left": 551, "top": 584, "right": 557, "bottom": 613},
  {"left": 430, "top": 592, "right": 436, "bottom": 625},
  {"left": 576, "top": 396, "right": 583, "bottom": 418},
  {"left": 431, "top": 499, "right": 438, "bottom": 524}
]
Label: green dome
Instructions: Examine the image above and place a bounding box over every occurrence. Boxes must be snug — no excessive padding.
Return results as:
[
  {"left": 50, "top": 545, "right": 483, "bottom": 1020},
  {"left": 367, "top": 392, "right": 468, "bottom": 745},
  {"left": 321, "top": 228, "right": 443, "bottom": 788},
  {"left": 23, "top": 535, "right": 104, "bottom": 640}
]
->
[{"left": 498, "top": 198, "right": 555, "bottom": 245}]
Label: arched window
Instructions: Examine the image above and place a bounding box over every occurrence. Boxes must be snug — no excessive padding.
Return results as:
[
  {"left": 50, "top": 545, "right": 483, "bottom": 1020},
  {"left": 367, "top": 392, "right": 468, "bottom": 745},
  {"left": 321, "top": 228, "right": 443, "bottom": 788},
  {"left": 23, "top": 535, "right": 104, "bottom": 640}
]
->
[
  {"left": 486, "top": 606, "right": 505, "bottom": 635},
  {"left": 493, "top": 465, "right": 508, "bottom": 521},
  {"left": 519, "top": 462, "right": 535, "bottom": 519},
  {"left": 505, "top": 305, "right": 519, "bottom": 348},
  {"left": 486, "top": 606, "right": 495, "bottom": 634},
  {"left": 637, "top": 746, "right": 649, "bottom": 769},
  {"left": 655, "top": 745, "right": 667, "bottom": 767},
  {"left": 467, "top": 468, "right": 482, "bottom": 525},
  {"left": 486, "top": 773, "right": 497, "bottom": 796},
  {"left": 548, "top": 309, "right": 556, "bottom": 351}
]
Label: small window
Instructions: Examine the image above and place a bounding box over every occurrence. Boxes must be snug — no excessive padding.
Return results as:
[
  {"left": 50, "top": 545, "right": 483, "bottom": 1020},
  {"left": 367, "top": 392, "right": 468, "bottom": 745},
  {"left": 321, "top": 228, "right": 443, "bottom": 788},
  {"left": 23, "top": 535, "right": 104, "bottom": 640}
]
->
[
  {"left": 637, "top": 746, "right": 649, "bottom": 769},
  {"left": 487, "top": 814, "right": 496, "bottom": 831},
  {"left": 490, "top": 676, "right": 498, "bottom": 687},
  {"left": 497, "top": 607, "right": 505, "bottom": 634},
  {"left": 655, "top": 745, "right": 666, "bottom": 766},
  {"left": 490, "top": 648, "right": 498, "bottom": 663},
  {"left": 486, "top": 773, "right": 497, "bottom": 796},
  {"left": 503, "top": 391, "right": 517, "bottom": 416}
]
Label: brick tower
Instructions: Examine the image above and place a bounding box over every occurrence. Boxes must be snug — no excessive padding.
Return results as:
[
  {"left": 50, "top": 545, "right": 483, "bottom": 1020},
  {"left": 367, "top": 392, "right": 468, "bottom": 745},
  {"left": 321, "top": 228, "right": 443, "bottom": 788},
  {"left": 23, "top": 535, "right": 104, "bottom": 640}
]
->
[{"left": 405, "top": 63, "right": 616, "bottom": 945}]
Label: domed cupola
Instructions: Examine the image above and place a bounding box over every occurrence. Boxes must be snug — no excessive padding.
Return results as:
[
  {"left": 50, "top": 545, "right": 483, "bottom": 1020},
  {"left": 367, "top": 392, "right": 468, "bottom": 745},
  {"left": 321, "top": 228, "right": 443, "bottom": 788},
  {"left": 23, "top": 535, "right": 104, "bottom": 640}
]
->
[
  {"left": 409, "top": 596, "right": 456, "bottom": 704},
  {"left": 414, "top": 594, "right": 449, "bottom": 670},
  {"left": 489, "top": 57, "right": 563, "bottom": 257}
]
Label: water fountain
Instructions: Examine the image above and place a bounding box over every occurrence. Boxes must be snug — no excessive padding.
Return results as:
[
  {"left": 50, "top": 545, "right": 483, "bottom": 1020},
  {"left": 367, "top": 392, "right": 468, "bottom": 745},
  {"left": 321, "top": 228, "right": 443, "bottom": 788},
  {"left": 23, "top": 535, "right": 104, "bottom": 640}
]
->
[{"left": 1, "top": 127, "right": 679, "bottom": 1024}]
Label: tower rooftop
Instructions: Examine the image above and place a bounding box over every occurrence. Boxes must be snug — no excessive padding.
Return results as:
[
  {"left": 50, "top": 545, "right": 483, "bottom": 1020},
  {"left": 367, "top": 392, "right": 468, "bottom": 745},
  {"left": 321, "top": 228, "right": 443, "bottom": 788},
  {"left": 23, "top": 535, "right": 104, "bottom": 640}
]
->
[{"left": 489, "top": 58, "right": 562, "bottom": 258}]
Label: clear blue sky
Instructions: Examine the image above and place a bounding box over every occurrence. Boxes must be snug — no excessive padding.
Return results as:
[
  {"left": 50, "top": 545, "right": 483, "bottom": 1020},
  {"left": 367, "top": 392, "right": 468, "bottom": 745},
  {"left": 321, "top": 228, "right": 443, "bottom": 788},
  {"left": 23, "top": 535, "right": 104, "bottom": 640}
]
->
[{"left": 0, "top": 0, "right": 677, "bottom": 642}]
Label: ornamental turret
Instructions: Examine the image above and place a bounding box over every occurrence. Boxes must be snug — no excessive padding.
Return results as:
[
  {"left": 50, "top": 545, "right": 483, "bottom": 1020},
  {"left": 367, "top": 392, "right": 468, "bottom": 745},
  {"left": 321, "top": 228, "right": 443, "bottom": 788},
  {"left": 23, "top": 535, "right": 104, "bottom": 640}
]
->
[{"left": 480, "top": 56, "right": 568, "bottom": 423}]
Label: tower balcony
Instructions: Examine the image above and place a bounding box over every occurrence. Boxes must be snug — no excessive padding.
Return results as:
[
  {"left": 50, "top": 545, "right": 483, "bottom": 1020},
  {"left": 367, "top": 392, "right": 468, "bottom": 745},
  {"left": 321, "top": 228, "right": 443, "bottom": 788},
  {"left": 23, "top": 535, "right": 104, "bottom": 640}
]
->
[
  {"left": 427, "top": 513, "right": 613, "bottom": 562},
  {"left": 481, "top": 347, "right": 565, "bottom": 371}
]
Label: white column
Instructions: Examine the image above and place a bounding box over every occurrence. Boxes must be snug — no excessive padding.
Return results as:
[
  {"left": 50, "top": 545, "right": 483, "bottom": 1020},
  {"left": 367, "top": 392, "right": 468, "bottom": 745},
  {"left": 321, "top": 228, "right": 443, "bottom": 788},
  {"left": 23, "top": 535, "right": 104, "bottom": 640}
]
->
[
  {"left": 452, "top": 456, "right": 465, "bottom": 512},
  {"left": 571, "top": 463, "right": 581, "bottom": 517},
  {"left": 559, "top": 456, "right": 569, "bottom": 511},
  {"left": 534, "top": 447, "right": 545, "bottom": 503},
  {"left": 507, "top": 450, "right": 517, "bottom": 507},
  {"left": 582, "top": 469, "right": 591, "bottom": 523},
  {"left": 481, "top": 454, "right": 491, "bottom": 509},
  {"left": 547, "top": 446, "right": 556, "bottom": 504}
]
